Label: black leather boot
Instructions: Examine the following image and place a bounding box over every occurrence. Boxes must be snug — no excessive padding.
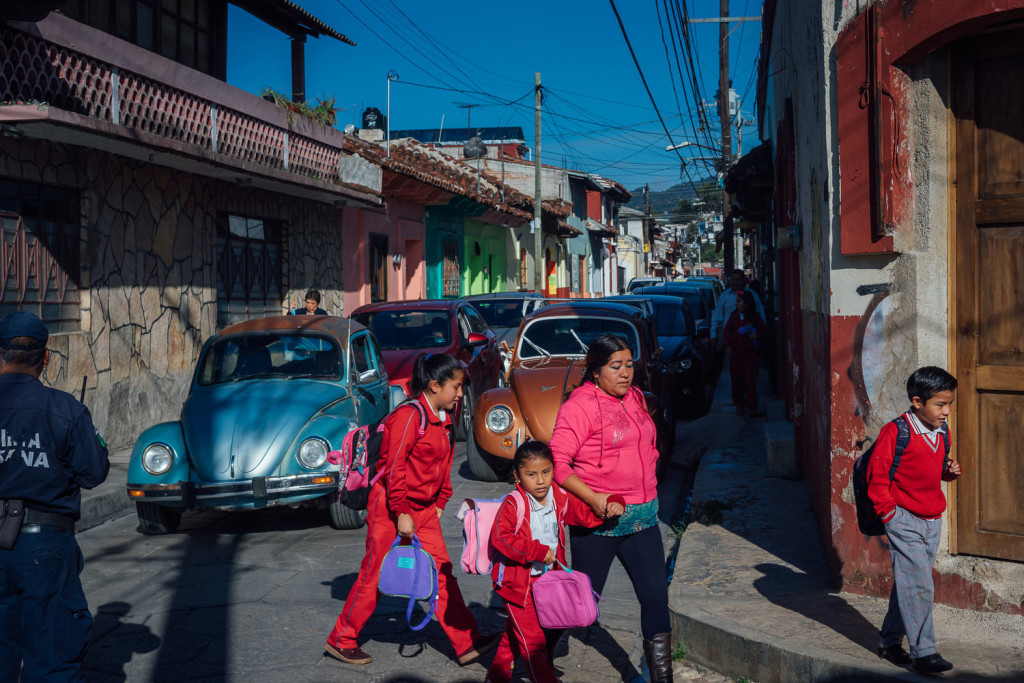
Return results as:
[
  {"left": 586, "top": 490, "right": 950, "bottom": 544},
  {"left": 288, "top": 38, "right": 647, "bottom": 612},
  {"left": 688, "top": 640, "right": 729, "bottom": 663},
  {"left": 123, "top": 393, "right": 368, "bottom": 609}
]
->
[{"left": 643, "top": 632, "right": 674, "bottom": 683}]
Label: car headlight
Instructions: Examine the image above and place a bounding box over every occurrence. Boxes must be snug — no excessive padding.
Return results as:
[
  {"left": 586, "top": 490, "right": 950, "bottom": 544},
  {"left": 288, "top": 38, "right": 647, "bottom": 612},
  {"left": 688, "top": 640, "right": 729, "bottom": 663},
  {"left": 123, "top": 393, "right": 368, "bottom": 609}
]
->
[
  {"left": 485, "top": 406, "right": 513, "bottom": 433},
  {"left": 679, "top": 358, "right": 693, "bottom": 370},
  {"left": 141, "top": 443, "right": 174, "bottom": 475},
  {"left": 298, "top": 437, "right": 329, "bottom": 469}
]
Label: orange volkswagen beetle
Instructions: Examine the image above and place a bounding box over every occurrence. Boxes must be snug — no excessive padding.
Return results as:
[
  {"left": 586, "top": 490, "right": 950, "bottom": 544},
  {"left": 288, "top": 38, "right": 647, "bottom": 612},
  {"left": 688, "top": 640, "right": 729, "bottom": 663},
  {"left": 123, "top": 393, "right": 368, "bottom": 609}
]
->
[{"left": 468, "top": 300, "right": 676, "bottom": 482}]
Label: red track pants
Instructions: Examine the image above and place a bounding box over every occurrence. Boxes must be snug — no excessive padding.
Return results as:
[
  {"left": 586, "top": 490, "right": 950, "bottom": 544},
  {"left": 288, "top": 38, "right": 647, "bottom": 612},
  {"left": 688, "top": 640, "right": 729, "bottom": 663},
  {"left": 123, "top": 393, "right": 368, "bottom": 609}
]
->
[
  {"left": 729, "top": 347, "right": 759, "bottom": 411},
  {"left": 326, "top": 484, "right": 480, "bottom": 656},
  {"left": 487, "top": 578, "right": 558, "bottom": 683}
]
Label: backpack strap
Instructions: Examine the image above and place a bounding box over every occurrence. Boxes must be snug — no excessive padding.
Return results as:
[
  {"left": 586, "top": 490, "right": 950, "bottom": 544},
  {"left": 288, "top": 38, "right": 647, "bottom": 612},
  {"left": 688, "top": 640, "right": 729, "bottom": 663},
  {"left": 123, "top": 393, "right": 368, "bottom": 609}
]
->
[
  {"left": 406, "top": 535, "right": 436, "bottom": 631},
  {"left": 888, "top": 415, "right": 912, "bottom": 481},
  {"left": 495, "top": 491, "right": 527, "bottom": 588},
  {"left": 940, "top": 422, "right": 951, "bottom": 471}
]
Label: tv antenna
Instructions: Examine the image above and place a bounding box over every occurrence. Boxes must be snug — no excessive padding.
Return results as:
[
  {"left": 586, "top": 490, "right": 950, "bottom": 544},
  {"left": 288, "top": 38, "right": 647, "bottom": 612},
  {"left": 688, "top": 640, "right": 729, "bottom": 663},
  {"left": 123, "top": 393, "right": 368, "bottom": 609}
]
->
[{"left": 454, "top": 102, "right": 480, "bottom": 137}]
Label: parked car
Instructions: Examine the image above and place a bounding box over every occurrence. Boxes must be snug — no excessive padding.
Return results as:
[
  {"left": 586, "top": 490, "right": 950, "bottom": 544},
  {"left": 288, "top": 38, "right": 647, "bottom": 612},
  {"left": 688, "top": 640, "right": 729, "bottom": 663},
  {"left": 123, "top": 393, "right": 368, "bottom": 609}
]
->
[
  {"left": 469, "top": 300, "right": 676, "bottom": 482},
  {"left": 679, "top": 278, "right": 721, "bottom": 308},
  {"left": 604, "top": 294, "right": 708, "bottom": 416},
  {"left": 463, "top": 292, "right": 547, "bottom": 378},
  {"left": 625, "top": 276, "right": 667, "bottom": 293},
  {"left": 126, "top": 315, "right": 403, "bottom": 534},
  {"left": 633, "top": 284, "right": 716, "bottom": 374},
  {"left": 633, "top": 283, "right": 712, "bottom": 333},
  {"left": 352, "top": 299, "right": 501, "bottom": 441},
  {"left": 685, "top": 276, "right": 724, "bottom": 297}
]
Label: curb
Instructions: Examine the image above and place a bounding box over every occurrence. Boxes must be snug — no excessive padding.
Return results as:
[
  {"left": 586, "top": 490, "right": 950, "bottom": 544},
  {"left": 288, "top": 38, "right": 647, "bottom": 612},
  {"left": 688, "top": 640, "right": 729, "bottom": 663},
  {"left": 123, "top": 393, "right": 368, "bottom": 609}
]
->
[{"left": 79, "top": 457, "right": 133, "bottom": 533}]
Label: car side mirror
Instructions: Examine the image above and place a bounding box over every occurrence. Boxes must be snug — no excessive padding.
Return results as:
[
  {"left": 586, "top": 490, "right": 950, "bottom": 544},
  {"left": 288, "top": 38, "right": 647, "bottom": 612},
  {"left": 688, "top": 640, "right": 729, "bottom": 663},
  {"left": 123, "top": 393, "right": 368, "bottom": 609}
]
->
[
  {"left": 358, "top": 368, "right": 379, "bottom": 384},
  {"left": 464, "top": 332, "right": 488, "bottom": 349}
]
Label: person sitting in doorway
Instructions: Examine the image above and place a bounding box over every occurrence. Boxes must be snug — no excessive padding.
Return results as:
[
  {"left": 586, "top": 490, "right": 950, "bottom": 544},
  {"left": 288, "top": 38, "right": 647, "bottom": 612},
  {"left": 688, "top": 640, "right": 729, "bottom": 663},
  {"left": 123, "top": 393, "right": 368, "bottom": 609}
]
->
[{"left": 290, "top": 289, "right": 328, "bottom": 316}]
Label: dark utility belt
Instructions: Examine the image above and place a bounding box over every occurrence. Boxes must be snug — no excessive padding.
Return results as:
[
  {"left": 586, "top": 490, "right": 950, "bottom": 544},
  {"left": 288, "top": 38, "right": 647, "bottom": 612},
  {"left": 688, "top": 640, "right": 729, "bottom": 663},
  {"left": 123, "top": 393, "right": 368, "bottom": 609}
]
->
[{"left": 23, "top": 509, "right": 76, "bottom": 531}]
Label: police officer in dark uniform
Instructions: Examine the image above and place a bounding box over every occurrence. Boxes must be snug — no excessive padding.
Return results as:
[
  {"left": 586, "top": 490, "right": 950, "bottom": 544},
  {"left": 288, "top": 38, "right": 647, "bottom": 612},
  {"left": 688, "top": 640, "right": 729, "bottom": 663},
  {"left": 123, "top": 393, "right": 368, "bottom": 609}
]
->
[{"left": 0, "top": 311, "right": 110, "bottom": 682}]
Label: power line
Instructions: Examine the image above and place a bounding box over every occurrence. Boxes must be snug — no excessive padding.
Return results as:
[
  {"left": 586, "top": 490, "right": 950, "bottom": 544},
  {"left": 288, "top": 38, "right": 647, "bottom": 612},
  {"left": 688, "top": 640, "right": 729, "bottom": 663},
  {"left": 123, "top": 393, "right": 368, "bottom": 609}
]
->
[{"left": 607, "top": 0, "right": 700, "bottom": 198}]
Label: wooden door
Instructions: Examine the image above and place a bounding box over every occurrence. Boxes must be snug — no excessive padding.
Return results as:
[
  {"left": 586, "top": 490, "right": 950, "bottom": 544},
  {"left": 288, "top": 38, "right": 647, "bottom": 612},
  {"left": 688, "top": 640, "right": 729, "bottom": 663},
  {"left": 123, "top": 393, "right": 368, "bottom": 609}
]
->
[{"left": 953, "top": 31, "right": 1024, "bottom": 561}]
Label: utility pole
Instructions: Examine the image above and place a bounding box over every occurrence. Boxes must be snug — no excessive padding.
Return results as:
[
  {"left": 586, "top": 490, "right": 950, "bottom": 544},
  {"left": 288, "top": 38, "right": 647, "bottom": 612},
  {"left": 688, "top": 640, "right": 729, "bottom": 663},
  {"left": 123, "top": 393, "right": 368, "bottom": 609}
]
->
[
  {"left": 719, "top": 0, "right": 734, "bottom": 273},
  {"left": 533, "top": 72, "right": 544, "bottom": 294},
  {"left": 644, "top": 183, "right": 652, "bottom": 275}
]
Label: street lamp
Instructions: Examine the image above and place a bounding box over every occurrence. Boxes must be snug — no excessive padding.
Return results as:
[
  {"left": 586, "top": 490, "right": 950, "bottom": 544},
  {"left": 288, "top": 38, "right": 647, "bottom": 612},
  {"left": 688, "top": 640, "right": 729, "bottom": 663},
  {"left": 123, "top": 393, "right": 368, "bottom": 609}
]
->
[
  {"left": 386, "top": 70, "right": 399, "bottom": 157},
  {"left": 665, "top": 140, "right": 722, "bottom": 154}
]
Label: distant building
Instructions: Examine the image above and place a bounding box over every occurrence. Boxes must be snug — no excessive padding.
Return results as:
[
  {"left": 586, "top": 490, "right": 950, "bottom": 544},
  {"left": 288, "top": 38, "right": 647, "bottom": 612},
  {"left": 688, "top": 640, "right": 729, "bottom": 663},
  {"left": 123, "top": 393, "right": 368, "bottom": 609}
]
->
[{"left": 388, "top": 127, "right": 530, "bottom": 160}]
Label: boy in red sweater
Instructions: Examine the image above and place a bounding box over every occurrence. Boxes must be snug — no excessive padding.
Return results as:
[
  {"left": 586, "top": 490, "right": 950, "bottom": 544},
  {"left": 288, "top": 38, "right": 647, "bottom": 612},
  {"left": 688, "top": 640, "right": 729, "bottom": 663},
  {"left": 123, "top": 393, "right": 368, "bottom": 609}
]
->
[{"left": 867, "top": 366, "right": 961, "bottom": 674}]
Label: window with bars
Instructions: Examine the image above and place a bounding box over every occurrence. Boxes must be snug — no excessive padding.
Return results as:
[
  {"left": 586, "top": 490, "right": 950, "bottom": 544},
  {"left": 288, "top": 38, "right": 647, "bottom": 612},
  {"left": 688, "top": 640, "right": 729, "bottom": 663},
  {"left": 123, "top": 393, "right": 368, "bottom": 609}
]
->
[
  {"left": 216, "top": 214, "right": 283, "bottom": 327},
  {"left": 570, "top": 255, "right": 580, "bottom": 293},
  {"left": 0, "top": 179, "right": 82, "bottom": 334},
  {"left": 443, "top": 240, "right": 460, "bottom": 297},
  {"left": 520, "top": 248, "right": 528, "bottom": 289},
  {"left": 62, "top": 0, "right": 220, "bottom": 76}
]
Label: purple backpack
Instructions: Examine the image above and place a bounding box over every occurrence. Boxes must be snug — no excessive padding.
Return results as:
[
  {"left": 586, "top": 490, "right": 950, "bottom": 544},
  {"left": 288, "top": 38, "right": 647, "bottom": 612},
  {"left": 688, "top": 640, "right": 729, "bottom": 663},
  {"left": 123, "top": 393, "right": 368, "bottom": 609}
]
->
[{"left": 378, "top": 534, "right": 438, "bottom": 631}]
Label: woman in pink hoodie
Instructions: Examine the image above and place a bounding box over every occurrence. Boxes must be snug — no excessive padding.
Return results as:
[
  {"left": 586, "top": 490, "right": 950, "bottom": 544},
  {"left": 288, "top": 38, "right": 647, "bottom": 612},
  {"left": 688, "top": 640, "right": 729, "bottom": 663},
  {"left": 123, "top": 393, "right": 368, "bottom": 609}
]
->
[{"left": 548, "top": 334, "right": 673, "bottom": 683}]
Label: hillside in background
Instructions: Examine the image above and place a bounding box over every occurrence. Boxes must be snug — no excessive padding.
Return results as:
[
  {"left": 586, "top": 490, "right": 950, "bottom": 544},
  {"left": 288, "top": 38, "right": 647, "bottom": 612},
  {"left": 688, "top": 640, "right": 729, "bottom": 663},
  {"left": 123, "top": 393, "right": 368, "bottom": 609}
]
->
[{"left": 624, "top": 176, "right": 717, "bottom": 217}]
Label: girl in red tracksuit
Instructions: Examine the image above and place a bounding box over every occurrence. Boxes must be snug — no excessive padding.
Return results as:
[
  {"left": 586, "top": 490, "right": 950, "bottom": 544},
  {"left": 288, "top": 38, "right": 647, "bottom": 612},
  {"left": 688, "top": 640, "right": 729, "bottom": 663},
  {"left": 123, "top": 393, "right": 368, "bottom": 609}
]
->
[
  {"left": 722, "top": 290, "right": 767, "bottom": 416},
  {"left": 486, "top": 441, "right": 623, "bottom": 683},
  {"left": 325, "top": 353, "right": 499, "bottom": 668}
]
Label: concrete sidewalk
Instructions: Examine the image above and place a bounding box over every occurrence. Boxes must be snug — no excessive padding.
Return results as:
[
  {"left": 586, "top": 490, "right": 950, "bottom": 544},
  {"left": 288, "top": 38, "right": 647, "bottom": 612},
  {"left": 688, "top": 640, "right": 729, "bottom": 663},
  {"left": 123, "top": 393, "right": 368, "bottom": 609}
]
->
[
  {"left": 669, "top": 368, "right": 1024, "bottom": 683},
  {"left": 79, "top": 447, "right": 133, "bottom": 532}
]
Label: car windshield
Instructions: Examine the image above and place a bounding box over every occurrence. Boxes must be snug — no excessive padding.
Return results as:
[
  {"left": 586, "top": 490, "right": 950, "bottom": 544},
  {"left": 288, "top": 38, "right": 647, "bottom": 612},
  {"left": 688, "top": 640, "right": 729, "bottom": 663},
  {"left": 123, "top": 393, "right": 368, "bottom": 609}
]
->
[
  {"left": 653, "top": 303, "right": 690, "bottom": 337},
  {"left": 355, "top": 310, "right": 451, "bottom": 350},
  {"left": 470, "top": 300, "right": 525, "bottom": 328},
  {"left": 198, "top": 334, "right": 342, "bottom": 386},
  {"left": 518, "top": 317, "right": 639, "bottom": 359}
]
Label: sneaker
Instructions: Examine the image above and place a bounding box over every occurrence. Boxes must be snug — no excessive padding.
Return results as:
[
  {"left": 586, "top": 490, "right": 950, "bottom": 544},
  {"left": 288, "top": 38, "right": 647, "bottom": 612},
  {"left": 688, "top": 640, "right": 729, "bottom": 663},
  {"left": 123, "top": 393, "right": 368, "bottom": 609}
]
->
[
  {"left": 324, "top": 642, "right": 372, "bottom": 665},
  {"left": 877, "top": 644, "right": 911, "bottom": 666},
  {"left": 912, "top": 653, "right": 953, "bottom": 674},
  {"left": 457, "top": 633, "right": 502, "bottom": 665}
]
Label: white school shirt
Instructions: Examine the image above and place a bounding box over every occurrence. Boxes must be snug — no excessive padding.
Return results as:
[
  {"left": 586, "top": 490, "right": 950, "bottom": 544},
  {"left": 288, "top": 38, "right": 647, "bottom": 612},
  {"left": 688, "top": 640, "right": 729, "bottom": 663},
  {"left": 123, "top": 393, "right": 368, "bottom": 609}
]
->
[{"left": 528, "top": 493, "right": 559, "bottom": 575}]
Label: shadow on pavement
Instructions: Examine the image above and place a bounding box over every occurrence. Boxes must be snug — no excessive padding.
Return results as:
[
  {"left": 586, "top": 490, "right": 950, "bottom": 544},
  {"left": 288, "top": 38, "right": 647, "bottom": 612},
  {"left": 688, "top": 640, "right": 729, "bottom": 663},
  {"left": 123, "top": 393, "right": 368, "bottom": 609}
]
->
[
  {"left": 84, "top": 601, "right": 160, "bottom": 682},
  {"left": 752, "top": 563, "right": 880, "bottom": 655}
]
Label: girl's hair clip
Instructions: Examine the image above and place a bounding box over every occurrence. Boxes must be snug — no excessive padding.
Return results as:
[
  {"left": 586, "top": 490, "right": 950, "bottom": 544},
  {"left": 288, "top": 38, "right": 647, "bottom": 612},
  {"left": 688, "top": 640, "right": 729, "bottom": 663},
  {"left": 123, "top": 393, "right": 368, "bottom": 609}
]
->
[{"left": 425, "top": 353, "right": 433, "bottom": 360}]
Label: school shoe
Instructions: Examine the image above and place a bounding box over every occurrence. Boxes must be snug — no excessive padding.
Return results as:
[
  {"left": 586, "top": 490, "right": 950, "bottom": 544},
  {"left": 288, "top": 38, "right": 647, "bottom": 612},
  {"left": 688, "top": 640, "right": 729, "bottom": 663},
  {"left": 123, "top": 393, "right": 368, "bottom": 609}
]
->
[
  {"left": 324, "top": 642, "right": 372, "bottom": 665},
  {"left": 877, "top": 644, "right": 912, "bottom": 666},
  {"left": 457, "top": 632, "right": 502, "bottom": 665},
  {"left": 643, "top": 632, "right": 674, "bottom": 683},
  {"left": 912, "top": 653, "right": 953, "bottom": 674}
]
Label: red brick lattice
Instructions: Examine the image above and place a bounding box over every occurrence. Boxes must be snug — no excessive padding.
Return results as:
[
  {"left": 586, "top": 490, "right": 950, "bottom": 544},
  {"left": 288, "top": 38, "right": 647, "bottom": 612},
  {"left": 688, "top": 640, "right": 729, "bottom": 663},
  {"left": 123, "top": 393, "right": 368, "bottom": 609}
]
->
[
  {"left": 289, "top": 134, "right": 341, "bottom": 183},
  {"left": 216, "top": 108, "right": 286, "bottom": 170}
]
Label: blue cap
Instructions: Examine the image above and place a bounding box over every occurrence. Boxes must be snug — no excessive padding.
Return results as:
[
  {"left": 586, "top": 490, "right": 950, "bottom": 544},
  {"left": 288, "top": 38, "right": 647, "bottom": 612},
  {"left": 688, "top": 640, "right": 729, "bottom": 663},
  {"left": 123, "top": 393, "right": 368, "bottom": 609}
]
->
[{"left": 0, "top": 311, "right": 49, "bottom": 350}]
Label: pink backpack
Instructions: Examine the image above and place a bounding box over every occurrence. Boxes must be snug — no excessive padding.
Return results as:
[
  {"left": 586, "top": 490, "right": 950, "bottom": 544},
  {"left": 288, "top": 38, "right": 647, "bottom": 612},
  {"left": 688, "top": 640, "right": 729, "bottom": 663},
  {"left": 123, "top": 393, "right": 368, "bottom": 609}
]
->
[
  {"left": 532, "top": 560, "right": 603, "bottom": 629},
  {"left": 455, "top": 491, "right": 526, "bottom": 575},
  {"left": 328, "top": 400, "right": 429, "bottom": 510}
]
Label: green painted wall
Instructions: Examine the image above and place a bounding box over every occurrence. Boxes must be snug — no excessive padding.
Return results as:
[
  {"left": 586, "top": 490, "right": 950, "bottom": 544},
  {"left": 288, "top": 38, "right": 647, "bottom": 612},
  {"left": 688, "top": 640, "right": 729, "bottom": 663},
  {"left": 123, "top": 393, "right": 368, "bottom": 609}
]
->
[
  {"left": 463, "top": 218, "right": 508, "bottom": 295},
  {"left": 425, "top": 207, "right": 464, "bottom": 299}
]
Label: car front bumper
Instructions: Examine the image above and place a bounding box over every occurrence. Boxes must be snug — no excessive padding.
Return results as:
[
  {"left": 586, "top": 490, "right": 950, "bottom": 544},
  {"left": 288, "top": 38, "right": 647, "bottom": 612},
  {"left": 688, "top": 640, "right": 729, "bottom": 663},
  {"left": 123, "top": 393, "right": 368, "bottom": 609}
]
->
[{"left": 126, "top": 471, "right": 339, "bottom": 510}]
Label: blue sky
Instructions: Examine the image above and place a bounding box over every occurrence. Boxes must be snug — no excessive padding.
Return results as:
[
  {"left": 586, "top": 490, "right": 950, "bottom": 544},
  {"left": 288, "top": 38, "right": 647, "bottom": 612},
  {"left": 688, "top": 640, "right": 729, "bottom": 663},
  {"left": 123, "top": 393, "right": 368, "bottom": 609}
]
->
[{"left": 227, "top": 1, "right": 763, "bottom": 193}]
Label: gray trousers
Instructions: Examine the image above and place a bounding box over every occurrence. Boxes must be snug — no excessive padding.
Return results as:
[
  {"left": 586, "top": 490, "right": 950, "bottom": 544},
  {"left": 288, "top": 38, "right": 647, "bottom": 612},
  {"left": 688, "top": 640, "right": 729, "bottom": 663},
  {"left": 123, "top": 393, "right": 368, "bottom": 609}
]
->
[{"left": 880, "top": 506, "right": 942, "bottom": 658}]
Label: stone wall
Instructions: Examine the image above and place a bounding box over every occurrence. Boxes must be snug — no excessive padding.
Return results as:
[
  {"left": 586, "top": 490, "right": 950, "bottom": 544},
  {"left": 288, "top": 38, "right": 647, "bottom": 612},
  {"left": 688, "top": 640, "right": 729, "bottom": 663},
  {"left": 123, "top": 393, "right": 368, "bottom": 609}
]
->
[{"left": 1, "top": 138, "right": 346, "bottom": 451}]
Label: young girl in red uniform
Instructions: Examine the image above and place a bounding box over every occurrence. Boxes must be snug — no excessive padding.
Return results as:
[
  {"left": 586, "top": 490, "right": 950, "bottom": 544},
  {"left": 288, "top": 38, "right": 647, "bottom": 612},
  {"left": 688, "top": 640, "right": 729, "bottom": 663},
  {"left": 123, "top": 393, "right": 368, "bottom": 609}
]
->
[
  {"left": 486, "top": 441, "right": 623, "bottom": 683},
  {"left": 722, "top": 290, "right": 767, "bottom": 416},
  {"left": 325, "top": 353, "right": 499, "bottom": 667}
]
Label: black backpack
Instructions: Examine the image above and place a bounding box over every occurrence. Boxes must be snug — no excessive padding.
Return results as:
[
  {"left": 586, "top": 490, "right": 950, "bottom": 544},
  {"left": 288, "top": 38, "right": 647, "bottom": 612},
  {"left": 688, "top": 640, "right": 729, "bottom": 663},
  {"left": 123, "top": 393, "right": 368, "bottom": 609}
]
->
[{"left": 852, "top": 415, "right": 950, "bottom": 536}]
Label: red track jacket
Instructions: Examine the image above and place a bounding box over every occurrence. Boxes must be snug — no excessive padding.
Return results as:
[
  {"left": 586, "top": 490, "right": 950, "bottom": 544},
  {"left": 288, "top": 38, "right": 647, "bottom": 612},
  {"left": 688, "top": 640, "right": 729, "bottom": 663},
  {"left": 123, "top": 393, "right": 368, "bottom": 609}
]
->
[{"left": 379, "top": 394, "right": 455, "bottom": 515}]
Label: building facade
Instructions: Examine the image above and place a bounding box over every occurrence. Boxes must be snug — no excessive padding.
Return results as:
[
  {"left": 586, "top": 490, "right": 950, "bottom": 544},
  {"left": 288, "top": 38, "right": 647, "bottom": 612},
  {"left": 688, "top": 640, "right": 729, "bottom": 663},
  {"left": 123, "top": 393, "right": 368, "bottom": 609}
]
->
[{"left": 759, "top": 0, "right": 1024, "bottom": 613}]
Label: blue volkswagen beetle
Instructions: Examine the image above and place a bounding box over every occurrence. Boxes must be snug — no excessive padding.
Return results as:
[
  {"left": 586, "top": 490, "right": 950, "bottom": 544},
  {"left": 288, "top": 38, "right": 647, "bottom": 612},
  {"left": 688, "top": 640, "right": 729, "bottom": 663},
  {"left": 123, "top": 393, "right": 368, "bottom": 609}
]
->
[{"left": 126, "top": 315, "right": 402, "bottom": 534}]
